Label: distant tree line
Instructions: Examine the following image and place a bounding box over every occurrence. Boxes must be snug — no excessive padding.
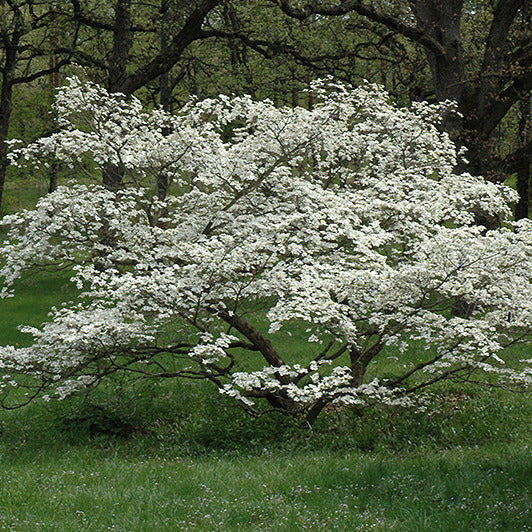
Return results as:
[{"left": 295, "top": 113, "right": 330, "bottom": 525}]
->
[{"left": 1, "top": 0, "right": 530, "bottom": 217}]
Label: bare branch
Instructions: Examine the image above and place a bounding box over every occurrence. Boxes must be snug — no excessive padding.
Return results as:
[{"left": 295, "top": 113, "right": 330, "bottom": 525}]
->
[
  {"left": 269, "top": 0, "right": 445, "bottom": 56},
  {"left": 120, "top": 0, "right": 222, "bottom": 95}
]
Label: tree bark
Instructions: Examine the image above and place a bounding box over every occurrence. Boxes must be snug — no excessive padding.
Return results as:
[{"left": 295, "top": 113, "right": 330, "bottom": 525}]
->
[
  {"left": 76, "top": 0, "right": 221, "bottom": 190},
  {"left": 157, "top": 0, "right": 171, "bottom": 200},
  {"left": 0, "top": 46, "right": 18, "bottom": 211},
  {"left": 411, "top": 0, "right": 465, "bottom": 137},
  {"left": 515, "top": 95, "right": 531, "bottom": 220},
  {"left": 101, "top": 0, "right": 133, "bottom": 189},
  {"left": 108, "top": 0, "right": 133, "bottom": 93},
  {"left": 119, "top": 0, "right": 222, "bottom": 96}
]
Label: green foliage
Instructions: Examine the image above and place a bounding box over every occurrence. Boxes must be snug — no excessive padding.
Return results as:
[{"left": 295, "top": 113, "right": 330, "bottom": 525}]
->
[{"left": 58, "top": 403, "right": 140, "bottom": 440}]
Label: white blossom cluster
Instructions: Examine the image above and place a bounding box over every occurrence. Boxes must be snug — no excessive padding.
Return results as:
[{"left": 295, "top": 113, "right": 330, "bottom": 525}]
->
[{"left": 0, "top": 77, "right": 530, "bottom": 419}]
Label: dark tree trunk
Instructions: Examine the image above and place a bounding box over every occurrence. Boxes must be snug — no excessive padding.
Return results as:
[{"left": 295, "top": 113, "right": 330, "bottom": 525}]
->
[
  {"left": 516, "top": 162, "right": 530, "bottom": 221},
  {"left": 0, "top": 46, "right": 18, "bottom": 211},
  {"left": 48, "top": 161, "right": 59, "bottom": 194},
  {"left": 411, "top": 0, "right": 465, "bottom": 137},
  {"left": 409, "top": 0, "right": 529, "bottom": 214},
  {"left": 461, "top": 0, "right": 526, "bottom": 179},
  {"left": 410, "top": 1, "right": 496, "bottom": 181},
  {"left": 305, "top": 342, "right": 382, "bottom": 425},
  {"left": 102, "top": 161, "right": 125, "bottom": 190},
  {"left": 0, "top": 2, "right": 77, "bottom": 211},
  {"left": 273, "top": 0, "right": 530, "bottom": 189},
  {"left": 157, "top": 0, "right": 171, "bottom": 200},
  {"left": 48, "top": 25, "right": 61, "bottom": 194},
  {"left": 119, "top": 0, "right": 222, "bottom": 96},
  {"left": 305, "top": 400, "right": 327, "bottom": 426},
  {"left": 108, "top": 0, "right": 133, "bottom": 93},
  {"left": 515, "top": 95, "right": 531, "bottom": 220},
  {"left": 102, "top": 0, "right": 133, "bottom": 190},
  {"left": 93, "top": 0, "right": 221, "bottom": 190}
]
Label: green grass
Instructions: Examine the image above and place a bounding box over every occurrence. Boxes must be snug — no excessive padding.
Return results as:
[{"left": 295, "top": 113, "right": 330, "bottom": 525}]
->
[
  {"left": 0, "top": 270, "right": 77, "bottom": 346},
  {"left": 1, "top": 173, "right": 49, "bottom": 216},
  {"left": 0, "top": 272, "right": 531, "bottom": 531},
  {"left": 0, "top": 444, "right": 530, "bottom": 531}
]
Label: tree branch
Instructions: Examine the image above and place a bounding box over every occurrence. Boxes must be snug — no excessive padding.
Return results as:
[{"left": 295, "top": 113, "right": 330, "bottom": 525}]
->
[
  {"left": 477, "top": 0, "right": 526, "bottom": 114},
  {"left": 69, "top": 0, "right": 154, "bottom": 33},
  {"left": 269, "top": 0, "right": 445, "bottom": 56},
  {"left": 217, "top": 310, "right": 286, "bottom": 369},
  {"left": 119, "top": 0, "right": 222, "bottom": 95},
  {"left": 13, "top": 58, "right": 71, "bottom": 85},
  {"left": 478, "top": 54, "right": 532, "bottom": 138}
]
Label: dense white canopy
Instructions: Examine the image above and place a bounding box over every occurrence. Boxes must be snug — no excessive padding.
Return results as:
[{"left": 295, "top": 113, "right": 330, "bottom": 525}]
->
[{"left": 1, "top": 77, "right": 530, "bottom": 420}]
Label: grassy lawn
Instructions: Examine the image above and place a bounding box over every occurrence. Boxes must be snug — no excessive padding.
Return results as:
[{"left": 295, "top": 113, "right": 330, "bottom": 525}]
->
[
  {"left": 1, "top": 174, "right": 49, "bottom": 216},
  {"left": 0, "top": 272, "right": 531, "bottom": 531},
  {"left": 0, "top": 444, "right": 530, "bottom": 531}
]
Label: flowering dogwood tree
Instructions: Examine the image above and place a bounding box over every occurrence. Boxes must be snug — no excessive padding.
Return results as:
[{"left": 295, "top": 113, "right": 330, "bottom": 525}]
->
[{"left": 0, "top": 77, "right": 531, "bottom": 423}]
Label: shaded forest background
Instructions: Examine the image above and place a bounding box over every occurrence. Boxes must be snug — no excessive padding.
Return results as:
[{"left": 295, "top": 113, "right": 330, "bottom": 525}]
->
[{"left": 1, "top": 0, "right": 530, "bottom": 217}]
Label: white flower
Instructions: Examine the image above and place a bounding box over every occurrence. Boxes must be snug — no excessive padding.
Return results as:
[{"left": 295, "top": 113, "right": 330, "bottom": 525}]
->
[{"left": 0, "top": 77, "right": 530, "bottom": 417}]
